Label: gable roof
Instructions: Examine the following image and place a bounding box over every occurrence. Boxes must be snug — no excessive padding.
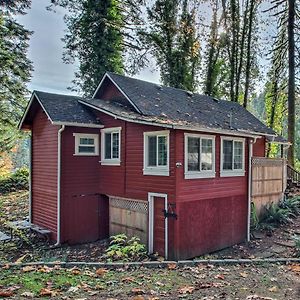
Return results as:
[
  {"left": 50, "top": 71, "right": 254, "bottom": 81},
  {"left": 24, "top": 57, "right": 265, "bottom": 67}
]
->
[
  {"left": 19, "top": 91, "right": 103, "bottom": 129},
  {"left": 90, "top": 72, "right": 277, "bottom": 137}
]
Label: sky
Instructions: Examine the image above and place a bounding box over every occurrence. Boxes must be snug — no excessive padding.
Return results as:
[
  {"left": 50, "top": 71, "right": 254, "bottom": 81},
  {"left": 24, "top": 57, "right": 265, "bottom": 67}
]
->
[{"left": 17, "top": 0, "right": 160, "bottom": 96}]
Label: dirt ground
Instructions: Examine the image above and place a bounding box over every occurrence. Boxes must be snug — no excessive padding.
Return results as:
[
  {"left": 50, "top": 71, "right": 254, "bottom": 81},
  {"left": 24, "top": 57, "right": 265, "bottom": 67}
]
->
[{"left": 0, "top": 191, "right": 300, "bottom": 264}]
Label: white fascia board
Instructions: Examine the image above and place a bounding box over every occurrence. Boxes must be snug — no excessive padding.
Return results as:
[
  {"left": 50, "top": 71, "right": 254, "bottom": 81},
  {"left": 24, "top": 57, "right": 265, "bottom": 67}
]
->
[
  {"left": 18, "top": 92, "right": 54, "bottom": 129},
  {"left": 79, "top": 100, "right": 266, "bottom": 139},
  {"left": 52, "top": 121, "right": 104, "bottom": 128},
  {"left": 92, "top": 72, "right": 142, "bottom": 114}
]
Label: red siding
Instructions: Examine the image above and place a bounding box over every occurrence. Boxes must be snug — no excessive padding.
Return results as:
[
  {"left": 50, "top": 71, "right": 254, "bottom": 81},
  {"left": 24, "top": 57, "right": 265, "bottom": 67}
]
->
[
  {"left": 174, "top": 130, "right": 249, "bottom": 259},
  {"left": 31, "top": 108, "right": 59, "bottom": 239},
  {"left": 60, "top": 127, "right": 103, "bottom": 243},
  {"left": 253, "top": 137, "right": 266, "bottom": 157}
]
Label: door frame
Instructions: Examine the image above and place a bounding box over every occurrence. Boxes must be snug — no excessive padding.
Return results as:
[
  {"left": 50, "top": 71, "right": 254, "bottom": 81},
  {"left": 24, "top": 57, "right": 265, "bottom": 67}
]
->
[{"left": 148, "top": 192, "right": 168, "bottom": 259}]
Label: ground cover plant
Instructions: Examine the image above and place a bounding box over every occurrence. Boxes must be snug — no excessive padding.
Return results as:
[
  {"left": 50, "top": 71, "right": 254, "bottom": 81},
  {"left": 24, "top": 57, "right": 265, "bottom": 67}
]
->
[{"left": 1, "top": 263, "right": 300, "bottom": 299}]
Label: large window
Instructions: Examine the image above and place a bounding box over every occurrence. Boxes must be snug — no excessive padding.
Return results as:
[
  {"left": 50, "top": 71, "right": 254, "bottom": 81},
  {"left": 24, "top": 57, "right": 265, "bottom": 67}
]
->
[
  {"left": 73, "top": 133, "right": 99, "bottom": 156},
  {"left": 184, "top": 134, "right": 215, "bottom": 179},
  {"left": 221, "top": 137, "right": 245, "bottom": 176},
  {"left": 101, "top": 127, "right": 121, "bottom": 165},
  {"left": 144, "top": 131, "right": 169, "bottom": 176}
]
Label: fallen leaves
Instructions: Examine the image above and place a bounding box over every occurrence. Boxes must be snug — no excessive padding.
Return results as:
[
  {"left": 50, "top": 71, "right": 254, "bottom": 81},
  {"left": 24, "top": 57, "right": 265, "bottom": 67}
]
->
[
  {"left": 178, "top": 286, "right": 195, "bottom": 294},
  {"left": 288, "top": 263, "right": 300, "bottom": 275},
  {"left": 0, "top": 290, "right": 14, "bottom": 298},
  {"left": 167, "top": 263, "right": 177, "bottom": 270},
  {"left": 95, "top": 267, "right": 108, "bottom": 276},
  {"left": 240, "top": 272, "right": 248, "bottom": 278},
  {"left": 22, "top": 265, "right": 35, "bottom": 272}
]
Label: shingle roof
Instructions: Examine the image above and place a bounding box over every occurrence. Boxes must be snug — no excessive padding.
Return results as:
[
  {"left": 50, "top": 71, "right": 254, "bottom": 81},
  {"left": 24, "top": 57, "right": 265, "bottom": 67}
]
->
[
  {"left": 33, "top": 91, "right": 101, "bottom": 126},
  {"left": 104, "top": 72, "right": 277, "bottom": 136}
]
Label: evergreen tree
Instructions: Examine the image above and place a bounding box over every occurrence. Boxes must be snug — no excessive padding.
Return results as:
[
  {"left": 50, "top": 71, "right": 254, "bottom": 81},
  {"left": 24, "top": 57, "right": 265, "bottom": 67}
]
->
[
  {"left": 140, "top": 0, "right": 201, "bottom": 91},
  {"left": 50, "top": 0, "right": 143, "bottom": 96},
  {"left": 0, "top": 0, "right": 32, "bottom": 152}
]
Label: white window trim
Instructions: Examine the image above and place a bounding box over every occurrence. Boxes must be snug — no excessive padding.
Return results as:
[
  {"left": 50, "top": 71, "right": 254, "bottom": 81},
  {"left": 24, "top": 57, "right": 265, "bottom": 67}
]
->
[
  {"left": 73, "top": 133, "right": 99, "bottom": 156},
  {"left": 184, "top": 133, "right": 216, "bottom": 179},
  {"left": 220, "top": 136, "right": 245, "bottom": 177},
  {"left": 143, "top": 130, "right": 170, "bottom": 176},
  {"left": 100, "top": 127, "right": 122, "bottom": 166}
]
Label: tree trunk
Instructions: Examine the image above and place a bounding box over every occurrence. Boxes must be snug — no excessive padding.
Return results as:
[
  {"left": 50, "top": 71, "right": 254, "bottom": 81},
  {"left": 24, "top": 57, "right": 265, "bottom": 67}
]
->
[
  {"left": 243, "top": 0, "right": 255, "bottom": 108},
  {"left": 287, "top": 0, "right": 295, "bottom": 166}
]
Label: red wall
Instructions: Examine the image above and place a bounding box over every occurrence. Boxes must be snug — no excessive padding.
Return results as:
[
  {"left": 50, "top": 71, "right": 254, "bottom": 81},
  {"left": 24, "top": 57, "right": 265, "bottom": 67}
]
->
[
  {"left": 173, "top": 130, "right": 249, "bottom": 259},
  {"left": 253, "top": 137, "right": 266, "bottom": 157},
  {"left": 31, "top": 107, "right": 59, "bottom": 239},
  {"left": 60, "top": 127, "right": 104, "bottom": 244}
]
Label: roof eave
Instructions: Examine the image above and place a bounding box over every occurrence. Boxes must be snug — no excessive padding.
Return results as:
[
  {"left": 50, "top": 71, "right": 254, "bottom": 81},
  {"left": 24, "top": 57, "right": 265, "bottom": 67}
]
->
[
  {"left": 52, "top": 121, "right": 104, "bottom": 128},
  {"left": 18, "top": 92, "right": 54, "bottom": 130}
]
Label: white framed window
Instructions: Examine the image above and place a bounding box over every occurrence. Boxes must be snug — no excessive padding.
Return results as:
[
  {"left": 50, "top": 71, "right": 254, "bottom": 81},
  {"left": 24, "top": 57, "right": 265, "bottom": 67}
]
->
[
  {"left": 101, "top": 127, "right": 121, "bottom": 165},
  {"left": 73, "top": 133, "right": 99, "bottom": 156},
  {"left": 221, "top": 136, "right": 245, "bottom": 177},
  {"left": 143, "top": 130, "right": 169, "bottom": 176},
  {"left": 184, "top": 133, "right": 215, "bottom": 179}
]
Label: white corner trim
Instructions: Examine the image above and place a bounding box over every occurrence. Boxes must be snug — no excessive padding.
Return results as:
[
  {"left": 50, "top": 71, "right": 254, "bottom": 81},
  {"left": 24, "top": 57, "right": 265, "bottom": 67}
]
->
[
  {"left": 100, "top": 127, "right": 122, "bottom": 165},
  {"left": 184, "top": 133, "right": 216, "bottom": 179},
  {"left": 92, "top": 73, "right": 142, "bottom": 114},
  {"left": 73, "top": 133, "right": 99, "bottom": 156},
  {"left": 220, "top": 136, "right": 245, "bottom": 177},
  {"left": 143, "top": 130, "right": 170, "bottom": 177}
]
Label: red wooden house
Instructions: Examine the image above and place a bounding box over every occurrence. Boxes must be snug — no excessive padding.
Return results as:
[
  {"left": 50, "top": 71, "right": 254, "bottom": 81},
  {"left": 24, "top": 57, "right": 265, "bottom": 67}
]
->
[{"left": 19, "top": 72, "right": 285, "bottom": 260}]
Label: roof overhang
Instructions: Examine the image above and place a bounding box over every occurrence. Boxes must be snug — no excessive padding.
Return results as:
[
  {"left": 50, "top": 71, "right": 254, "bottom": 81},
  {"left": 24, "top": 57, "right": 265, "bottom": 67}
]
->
[
  {"left": 79, "top": 99, "right": 268, "bottom": 139},
  {"left": 18, "top": 92, "right": 104, "bottom": 130}
]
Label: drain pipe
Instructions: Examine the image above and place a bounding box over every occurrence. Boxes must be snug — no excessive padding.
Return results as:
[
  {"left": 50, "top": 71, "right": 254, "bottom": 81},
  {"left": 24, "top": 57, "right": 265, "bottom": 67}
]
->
[
  {"left": 55, "top": 125, "right": 65, "bottom": 246},
  {"left": 247, "top": 138, "right": 256, "bottom": 242}
]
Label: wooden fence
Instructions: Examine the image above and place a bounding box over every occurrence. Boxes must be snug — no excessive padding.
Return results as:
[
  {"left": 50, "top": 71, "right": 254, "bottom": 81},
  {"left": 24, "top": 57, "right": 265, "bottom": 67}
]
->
[
  {"left": 109, "top": 196, "right": 148, "bottom": 245},
  {"left": 251, "top": 157, "right": 287, "bottom": 218}
]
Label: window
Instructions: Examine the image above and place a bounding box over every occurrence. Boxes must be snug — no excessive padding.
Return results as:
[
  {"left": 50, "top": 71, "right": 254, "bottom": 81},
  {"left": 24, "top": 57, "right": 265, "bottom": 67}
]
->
[
  {"left": 221, "top": 137, "right": 245, "bottom": 176},
  {"left": 184, "top": 134, "right": 215, "bottom": 179},
  {"left": 101, "top": 127, "right": 121, "bottom": 165},
  {"left": 73, "top": 133, "right": 99, "bottom": 156},
  {"left": 144, "top": 131, "right": 169, "bottom": 176}
]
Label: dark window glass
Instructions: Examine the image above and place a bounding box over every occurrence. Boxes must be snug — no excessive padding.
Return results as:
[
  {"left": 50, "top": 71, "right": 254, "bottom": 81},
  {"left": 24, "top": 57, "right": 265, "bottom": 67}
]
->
[
  {"left": 188, "top": 137, "right": 200, "bottom": 171},
  {"left": 201, "top": 138, "right": 213, "bottom": 170},
  {"left": 105, "top": 133, "right": 111, "bottom": 159},
  {"left": 234, "top": 141, "right": 243, "bottom": 169},
  {"left": 79, "top": 138, "right": 94, "bottom": 145},
  {"left": 157, "top": 136, "right": 167, "bottom": 166},
  {"left": 79, "top": 146, "right": 95, "bottom": 153},
  {"left": 148, "top": 136, "right": 157, "bottom": 166},
  {"left": 223, "top": 140, "right": 233, "bottom": 170},
  {"left": 112, "top": 132, "right": 119, "bottom": 159}
]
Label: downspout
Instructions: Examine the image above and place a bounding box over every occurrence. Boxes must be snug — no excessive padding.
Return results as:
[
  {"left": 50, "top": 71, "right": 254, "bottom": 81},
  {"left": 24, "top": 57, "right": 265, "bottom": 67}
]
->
[
  {"left": 55, "top": 125, "right": 65, "bottom": 246},
  {"left": 247, "top": 137, "right": 256, "bottom": 242}
]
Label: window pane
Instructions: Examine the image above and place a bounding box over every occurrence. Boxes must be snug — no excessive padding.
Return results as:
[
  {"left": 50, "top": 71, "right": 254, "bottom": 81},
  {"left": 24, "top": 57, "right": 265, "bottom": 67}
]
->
[
  {"left": 105, "top": 133, "right": 111, "bottom": 159},
  {"left": 188, "top": 137, "right": 200, "bottom": 171},
  {"left": 157, "top": 136, "right": 167, "bottom": 166},
  {"left": 80, "top": 138, "right": 94, "bottom": 145},
  {"left": 148, "top": 136, "right": 157, "bottom": 166},
  {"left": 234, "top": 141, "right": 243, "bottom": 169},
  {"left": 79, "top": 146, "right": 95, "bottom": 153},
  {"left": 112, "top": 132, "right": 119, "bottom": 159},
  {"left": 201, "top": 138, "right": 213, "bottom": 171},
  {"left": 223, "top": 140, "right": 233, "bottom": 170}
]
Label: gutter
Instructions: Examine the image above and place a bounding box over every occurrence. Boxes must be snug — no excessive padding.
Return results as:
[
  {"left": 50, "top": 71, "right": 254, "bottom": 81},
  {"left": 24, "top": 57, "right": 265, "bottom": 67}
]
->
[
  {"left": 247, "top": 137, "right": 257, "bottom": 242},
  {"left": 55, "top": 125, "right": 65, "bottom": 246}
]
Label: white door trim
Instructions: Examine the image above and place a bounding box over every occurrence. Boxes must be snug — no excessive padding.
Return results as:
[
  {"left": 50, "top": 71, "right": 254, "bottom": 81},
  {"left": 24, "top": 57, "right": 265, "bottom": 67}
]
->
[{"left": 148, "top": 192, "right": 168, "bottom": 259}]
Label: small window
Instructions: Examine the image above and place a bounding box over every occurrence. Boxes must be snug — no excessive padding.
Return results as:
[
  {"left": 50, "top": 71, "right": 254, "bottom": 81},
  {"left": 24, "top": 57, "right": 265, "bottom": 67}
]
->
[
  {"left": 221, "top": 137, "right": 245, "bottom": 177},
  {"left": 144, "top": 131, "right": 169, "bottom": 176},
  {"left": 101, "top": 127, "right": 121, "bottom": 165},
  {"left": 184, "top": 134, "right": 215, "bottom": 179},
  {"left": 73, "top": 133, "right": 99, "bottom": 156}
]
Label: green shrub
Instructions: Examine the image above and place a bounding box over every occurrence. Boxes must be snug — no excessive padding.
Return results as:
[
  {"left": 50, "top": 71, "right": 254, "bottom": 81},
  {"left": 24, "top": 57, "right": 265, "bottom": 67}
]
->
[
  {"left": 0, "top": 167, "right": 29, "bottom": 194},
  {"left": 261, "top": 202, "right": 295, "bottom": 226},
  {"left": 279, "top": 197, "right": 300, "bottom": 216},
  {"left": 104, "top": 234, "right": 147, "bottom": 262}
]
